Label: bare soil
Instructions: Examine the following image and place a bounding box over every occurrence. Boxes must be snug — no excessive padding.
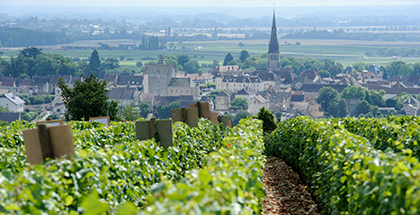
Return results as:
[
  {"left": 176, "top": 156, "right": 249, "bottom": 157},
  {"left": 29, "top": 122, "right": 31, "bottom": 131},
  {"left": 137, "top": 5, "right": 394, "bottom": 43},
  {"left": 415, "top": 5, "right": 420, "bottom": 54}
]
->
[{"left": 262, "top": 157, "right": 319, "bottom": 215}]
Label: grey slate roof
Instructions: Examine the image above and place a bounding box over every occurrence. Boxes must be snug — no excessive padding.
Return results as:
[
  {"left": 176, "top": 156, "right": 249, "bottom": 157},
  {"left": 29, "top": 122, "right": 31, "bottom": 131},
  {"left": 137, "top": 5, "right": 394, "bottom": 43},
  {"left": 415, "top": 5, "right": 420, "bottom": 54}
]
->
[
  {"left": 1, "top": 93, "right": 25, "bottom": 105},
  {"left": 117, "top": 75, "right": 143, "bottom": 86},
  {"left": 367, "top": 64, "right": 382, "bottom": 74},
  {"left": 144, "top": 64, "right": 174, "bottom": 74},
  {"left": 236, "top": 89, "right": 249, "bottom": 95},
  {"left": 0, "top": 113, "right": 20, "bottom": 123},
  {"left": 169, "top": 78, "right": 190, "bottom": 87},
  {"left": 216, "top": 90, "right": 229, "bottom": 97}
]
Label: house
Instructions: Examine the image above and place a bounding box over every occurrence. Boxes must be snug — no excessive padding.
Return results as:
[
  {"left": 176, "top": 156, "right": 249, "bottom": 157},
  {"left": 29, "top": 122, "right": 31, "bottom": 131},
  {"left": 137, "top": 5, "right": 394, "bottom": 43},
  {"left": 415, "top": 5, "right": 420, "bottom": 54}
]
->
[
  {"left": 0, "top": 93, "right": 25, "bottom": 112},
  {"left": 117, "top": 75, "right": 143, "bottom": 87},
  {"left": 0, "top": 112, "right": 21, "bottom": 123},
  {"left": 214, "top": 90, "right": 230, "bottom": 111},
  {"left": 402, "top": 96, "right": 420, "bottom": 116},
  {"left": 308, "top": 100, "right": 324, "bottom": 118},
  {"left": 216, "top": 75, "right": 264, "bottom": 93},
  {"left": 168, "top": 78, "right": 199, "bottom": 99},
  {"left": 176, "top": 71, "right": 214, "bottom": 85},
  {"left": 249, "top": 95, "right": 269, "bottom": 115},
  {"left": 143, "top": 57, "right": 175, "bottom": 96},
  {"left": 235, "top": 88, "right": 252, "bottom": 101},
  {"left": 107, "top": 87, "right": 141, "bottom": 107},
  {"left": 211, "top": 65, "right": 243, "bottom": 77}
]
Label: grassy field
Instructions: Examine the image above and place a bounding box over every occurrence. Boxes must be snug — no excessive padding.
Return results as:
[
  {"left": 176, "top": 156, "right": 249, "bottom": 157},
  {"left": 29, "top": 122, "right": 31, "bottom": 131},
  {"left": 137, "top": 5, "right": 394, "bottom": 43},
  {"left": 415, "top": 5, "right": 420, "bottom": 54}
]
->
[{"left": 2, "top": 39, "right": 420, "bottom": 69}]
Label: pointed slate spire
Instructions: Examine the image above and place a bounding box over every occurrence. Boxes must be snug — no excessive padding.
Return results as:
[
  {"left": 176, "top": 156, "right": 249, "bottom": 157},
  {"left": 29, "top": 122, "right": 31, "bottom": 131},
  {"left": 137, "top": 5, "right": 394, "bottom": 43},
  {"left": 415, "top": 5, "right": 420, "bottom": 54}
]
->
[{"left": 269, "top": 10, "right": 279, "bottom": 53}]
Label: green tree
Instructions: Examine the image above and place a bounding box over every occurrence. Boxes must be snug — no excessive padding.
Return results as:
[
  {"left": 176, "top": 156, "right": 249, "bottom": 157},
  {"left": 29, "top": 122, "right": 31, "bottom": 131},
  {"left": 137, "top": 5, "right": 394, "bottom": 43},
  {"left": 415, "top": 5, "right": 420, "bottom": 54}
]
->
[
  {"left": 413, "top": 62, "right": 420, "bottom": 76},
  {"left": 238, "top": 42, "right": 245, "bottom": 47},
  {"left": 230, "top": 110, "right": 251, "bottom": 125},
  {"left": 20, "top": 47, "right": 42, "bottom": 59},
  {"left": 57, "top": 74, "right": 119, "bottom": 121},
  {"left": 176, "top": 54, "right": 190, "bottom": 67},
  {"left": 256, "top": 107, "right": 276, "bottom": 135},
  {"left": 102, "top": 58, "right": 120, "bottom": 70},
  {"left": 230, "top": 97, "right": 248, "bottom": 110},
  {"left": 365, "top": 89, "right": 385, "bottom": 107},
  {"left": 136, "top": 61, "right": 143, "bottom": 68},
  {"left": 88, "top": 50, "right": 103, "bottom": 78},
  {"left": 139, "top": 101, "right": 151, "bottom": 118},
  {"left": 223, "top": 53, "right": 234, "bottom": 66},
  {"left": 316, "top": 86, "right": 339, "bottom": 117},
  {"left": 337, "top": 99, "right": 349, "bottom": 117},
  {"left": 239, "top": 50, "right": 250, "bottom": 62},
  {"left": 385, "top": 98, "right": 397, "bottom": 107},
  {"left": 120, "top": 55, "right": 125, "bottom": 61},
  {"left": 385, "top": 60, "right": 413, "bottom": 77},
  {"left": 184, "top": 60, "right": 200, "bottom": 73},
  {"left": 341, "top": 86, "right": 366, "bottom": 100},
  {"left": 353, "top": 100, "right": 371, "bottom": 116},
  {"left": 156, "top": 100, "right": 180, "bottom": 119},
  {"left": 123, "top": 102, "right": 139, "bottom": 120}
]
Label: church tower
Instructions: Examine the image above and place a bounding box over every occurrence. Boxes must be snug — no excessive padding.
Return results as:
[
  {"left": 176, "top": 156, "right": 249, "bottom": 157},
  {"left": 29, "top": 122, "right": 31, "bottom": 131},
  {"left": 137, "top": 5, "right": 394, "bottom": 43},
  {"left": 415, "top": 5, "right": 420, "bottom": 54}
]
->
[{"left": 267, "top": 10, "right": 280, "bottom": 70}]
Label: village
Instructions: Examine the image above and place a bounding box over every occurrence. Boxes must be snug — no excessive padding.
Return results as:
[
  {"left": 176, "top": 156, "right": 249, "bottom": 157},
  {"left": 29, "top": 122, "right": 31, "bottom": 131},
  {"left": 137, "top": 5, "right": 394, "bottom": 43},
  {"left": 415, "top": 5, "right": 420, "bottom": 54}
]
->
[{"left": 0, "top": 13, "right": 418, "bottom": 123}]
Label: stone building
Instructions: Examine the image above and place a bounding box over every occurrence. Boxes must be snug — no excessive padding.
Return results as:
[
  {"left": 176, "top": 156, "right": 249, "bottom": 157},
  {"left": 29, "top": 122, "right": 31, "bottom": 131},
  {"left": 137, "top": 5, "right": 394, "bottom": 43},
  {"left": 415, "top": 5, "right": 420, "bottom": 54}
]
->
[{"left": 143, "top": 57, "right": 175, "bottom": 96}]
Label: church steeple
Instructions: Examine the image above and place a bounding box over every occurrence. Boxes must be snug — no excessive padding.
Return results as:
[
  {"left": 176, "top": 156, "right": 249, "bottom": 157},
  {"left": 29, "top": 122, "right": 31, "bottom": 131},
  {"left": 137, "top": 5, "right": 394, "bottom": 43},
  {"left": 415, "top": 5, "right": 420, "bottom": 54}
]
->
[
  {"left": 267, "top": 9, "right": 281, "bottom": 70},
  {"left": 269, "top": 10, "right": 279, "bottom": 53}
]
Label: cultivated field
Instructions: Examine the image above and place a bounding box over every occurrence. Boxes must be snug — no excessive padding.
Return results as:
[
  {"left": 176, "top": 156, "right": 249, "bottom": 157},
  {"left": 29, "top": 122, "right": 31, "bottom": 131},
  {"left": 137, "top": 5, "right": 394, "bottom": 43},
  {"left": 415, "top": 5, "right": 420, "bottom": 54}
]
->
[{"left": 2, "top": 39, "right": 420, "bottom": 68}]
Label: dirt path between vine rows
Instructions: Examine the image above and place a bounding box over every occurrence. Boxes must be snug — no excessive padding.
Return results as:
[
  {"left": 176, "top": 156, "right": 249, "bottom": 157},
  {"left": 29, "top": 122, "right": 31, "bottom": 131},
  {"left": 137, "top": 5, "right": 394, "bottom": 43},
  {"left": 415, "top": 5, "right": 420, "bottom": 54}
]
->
[{"left": 262, "top": 157, "right": 320, "bottom": 215}]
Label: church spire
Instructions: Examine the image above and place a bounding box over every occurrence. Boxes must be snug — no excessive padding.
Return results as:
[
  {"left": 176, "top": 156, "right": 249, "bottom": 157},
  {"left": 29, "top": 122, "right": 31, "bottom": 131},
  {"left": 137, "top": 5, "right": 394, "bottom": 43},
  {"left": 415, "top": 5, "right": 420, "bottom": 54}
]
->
[{"left": 269, "top": 9, "right": 279, "bottom": 53}]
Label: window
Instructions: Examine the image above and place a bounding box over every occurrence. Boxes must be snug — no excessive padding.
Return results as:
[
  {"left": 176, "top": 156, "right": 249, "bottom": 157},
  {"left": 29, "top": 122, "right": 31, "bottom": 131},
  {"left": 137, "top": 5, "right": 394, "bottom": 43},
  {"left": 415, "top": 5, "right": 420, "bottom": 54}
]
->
[
  {"left": 176, "top": 90, "right": 178, "bottom": 93},
  {"left": 181, "top": 90, "right": 183, "bottom": 93},
  {"left": 187, "top": 90, "right": 189, "bottom": 93},
  {"left": 171, "top": 90, "right": 173, "bottom": 93}
]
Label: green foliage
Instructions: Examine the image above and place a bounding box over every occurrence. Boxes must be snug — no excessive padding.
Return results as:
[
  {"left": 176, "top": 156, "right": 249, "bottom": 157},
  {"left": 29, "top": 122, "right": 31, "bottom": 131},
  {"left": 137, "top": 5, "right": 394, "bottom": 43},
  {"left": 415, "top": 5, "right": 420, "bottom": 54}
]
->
[
  {"left": 155, "top": 101, "right": 180, "bottom": 119},
  {"left": 0, "top": 118, "right": 232, "bottom": 213},
  {"left": 57, "top": 74, "right": 119, "bottom": 121},
  {"left": 229, "top": 110, "right": 251, "bottom": 125},
  {"left": 136, "top": 61, "right": 143, "bottom": 68},
  {"left": 176, "top": 54, "right": 190, "bottom": 67},
  {"left": 316, "top": 86, "right": 339, "bottom": 117},
  {"left": 205, "top": 82, "right": 216, "bottom": 89},
  {"left": 353, "top": 100, "right": 371, "bottom": 116},
  {"left": 265, "top": 116, "right": 420, "bottom": 214},
  {"left": 229, "top": 97, "right": 248, "bottom": 110},
  {"left": 183, "top": 60, "right": 200, "bottom": 73},
  {"left": 337, "top": 99, "right": 349, "bottom": 117},
  {"left": 144, "top": 118, "right": 265, "bottom": 214},
  {"left": 122, "top": 102, "right": 139, "bottom": 121},
  {"left": 239, "top": 50, "right": 250, "bottom": 62},
  {"left": 256, "top": 107, "right": 276, "bottom": 135},
  {"left": 238, "top": 42, "right": 245, "bottom": 47},
  {"left": 223, "top": 53, "right": 234, "bottom": 66},
  {"left": 341, "top": 85, "right": 366, "bottom": 100},
  {"left": 138, "top": 102, "right": 151, "bottom": 118}
]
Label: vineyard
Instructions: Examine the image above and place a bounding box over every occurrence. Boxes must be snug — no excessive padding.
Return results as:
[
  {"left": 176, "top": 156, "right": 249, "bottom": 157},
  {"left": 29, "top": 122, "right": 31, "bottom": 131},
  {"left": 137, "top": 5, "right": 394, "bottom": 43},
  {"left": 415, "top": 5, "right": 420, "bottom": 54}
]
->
[
  {"left": 0, "top": 118, "right": 265, "bottom": 214},
  {"left": 265, "top": 116, "right": 420, "bottom": 214},
  {"left": 3, "top": 114, "right": 420, "bottom": 214}
]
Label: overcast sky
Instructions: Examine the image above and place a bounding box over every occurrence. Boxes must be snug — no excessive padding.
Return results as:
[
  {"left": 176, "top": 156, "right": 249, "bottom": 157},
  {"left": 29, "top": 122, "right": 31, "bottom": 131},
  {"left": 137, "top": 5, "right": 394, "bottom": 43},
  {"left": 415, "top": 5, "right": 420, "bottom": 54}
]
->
[{"left": 3, "top": 0, "right": 420, "bottom": 7}]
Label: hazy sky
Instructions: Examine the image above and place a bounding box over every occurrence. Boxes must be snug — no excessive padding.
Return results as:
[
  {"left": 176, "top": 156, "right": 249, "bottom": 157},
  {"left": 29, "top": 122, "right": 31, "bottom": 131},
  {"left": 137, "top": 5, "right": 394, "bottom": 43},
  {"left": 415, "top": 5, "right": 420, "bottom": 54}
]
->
[{"left": 3, "top": 0, "right": 420, "bottom": 7}]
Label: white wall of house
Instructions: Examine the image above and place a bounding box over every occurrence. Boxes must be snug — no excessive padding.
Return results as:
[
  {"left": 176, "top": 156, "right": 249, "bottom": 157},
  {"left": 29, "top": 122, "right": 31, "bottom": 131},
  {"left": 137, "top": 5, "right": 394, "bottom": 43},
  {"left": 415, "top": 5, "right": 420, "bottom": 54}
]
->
[{"left": 0, "top": 98, "right": 24, "bottom": 112}]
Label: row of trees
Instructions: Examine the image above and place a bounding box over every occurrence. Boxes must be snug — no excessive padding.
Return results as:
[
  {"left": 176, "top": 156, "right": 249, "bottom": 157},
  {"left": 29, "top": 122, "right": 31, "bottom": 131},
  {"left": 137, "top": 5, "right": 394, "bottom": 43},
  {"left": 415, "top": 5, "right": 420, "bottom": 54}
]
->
[
  {"left": 283, "top": 29, "right": 420, "bottom": 42},
  {"left": 0, "top": 48, "right": 131, "bottom": 78}
]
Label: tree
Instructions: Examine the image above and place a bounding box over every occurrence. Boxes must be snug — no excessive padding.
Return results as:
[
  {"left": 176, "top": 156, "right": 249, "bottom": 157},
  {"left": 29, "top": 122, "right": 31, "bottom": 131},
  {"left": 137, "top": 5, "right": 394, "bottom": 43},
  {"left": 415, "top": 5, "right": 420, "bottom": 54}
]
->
[
  {"left": 365, "top": 89, "right": 385, "bottom": 107},
  {"left": 120, "top": 55, "right": 125, "bottom": 61},
  {"left": 176, "top": 54, "right": 190, "bottom": 67},
  {"left": 238, "top": 42, "right": 245, "bottom": 47},
  {"left": 316, "top": 86, "right": 339, "bottom": 117},
  {"left": 256, "top": 107, "right": 276, "bottom": 135},
  {"left": 341, "top": 86, "right": 366, "bottom": 100},
  {"left": 230, "top": 97, "right": 248, "bottom": 110},
  {"left": 57, "top": 74, "right": 119, "bottom": 121},
  {"left": 123, "top": 102, "right": 139, "bottom": 120},
  {"left": 156, "top": 100, "right": 180, "bottom": 119},
  {"left": 184, "top": 60, "right": 200, "bottom": 73},
  {"left": 230, "top": 110, "right": 251, "bottom": 126},
  {"left": 223, "top": 53, "right": 234, "bottom": 66},
  {"left": 102, "top": 58, "right": 120, "bottom": 70},
  {"left": 385, "top": 98, "right": 397, "bottom": 107},
  {"left": 136, "top": 61, "right": 143, "bottom": 68},
  {"left": 385, "top": 60, "right": 413, "bottom": 77},
  {"left": 20, "top": 47, "right": 42, "bottom": 59},
  {"left": 239, "top": 50, "right": 250, "bottom": 62},
  {"left": 88, "top": 50, "right": 103, "bottom": 78},
  {"left": 337, "top": 99, "right": 349, "bottom": 117},
  {"left": 353, "top": 100, "right": 371, "bottom": 116},
  {"left": 139, "top": 102, "right": 151, "bottom": 118}
]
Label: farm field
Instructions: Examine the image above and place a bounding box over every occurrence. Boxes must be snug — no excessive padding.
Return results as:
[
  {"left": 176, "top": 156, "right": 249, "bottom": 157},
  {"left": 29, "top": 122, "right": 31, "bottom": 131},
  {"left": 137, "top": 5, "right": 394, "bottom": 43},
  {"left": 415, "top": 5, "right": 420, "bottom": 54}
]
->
[{"left": 2, "top": 39, "right": 420, "bottom": 69}]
